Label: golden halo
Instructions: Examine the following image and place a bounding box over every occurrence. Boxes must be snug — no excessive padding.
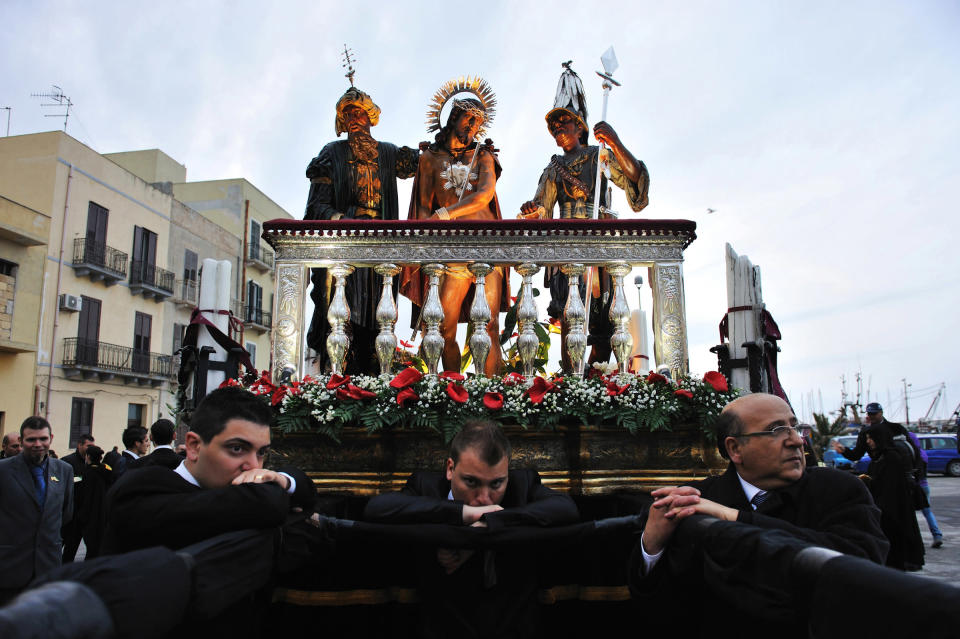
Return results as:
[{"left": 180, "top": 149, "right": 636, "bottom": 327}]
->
[{"left": 425, "top": 76, "right": 497, "bottom": 137}]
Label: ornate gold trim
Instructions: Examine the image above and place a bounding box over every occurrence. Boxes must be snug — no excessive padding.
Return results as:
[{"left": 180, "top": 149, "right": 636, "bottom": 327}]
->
[
  {"left": 273, "top": 587, "right": 420, "bottom": 606},
  {"left": 539, "top": 585, "right": 632, "bottom": 604}
]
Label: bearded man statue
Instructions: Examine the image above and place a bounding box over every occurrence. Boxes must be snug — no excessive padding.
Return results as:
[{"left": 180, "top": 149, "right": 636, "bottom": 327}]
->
[{"left": 304, "top": 87, "right": 419, "bottom": 374}]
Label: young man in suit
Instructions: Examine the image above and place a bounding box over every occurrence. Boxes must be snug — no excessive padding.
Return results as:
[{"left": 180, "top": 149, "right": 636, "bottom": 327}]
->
[
  {"left": 128, "top": 418, "right": 180, "bottom": 470},
  {"left": 364, "top": 419, "right": 579, "bottom": 638},
  {"left": 102, "top": 387, "right": 315, "bottom": 554},
  {"left": 119, "top": 426, "right": 148, "bottom": 468},
  {"left": 0, "top": 416, "right": 74, "bottom": 602}
]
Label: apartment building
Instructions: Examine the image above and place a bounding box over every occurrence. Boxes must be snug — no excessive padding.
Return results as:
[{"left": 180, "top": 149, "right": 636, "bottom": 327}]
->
[
  {"left": 0, "top": 133, "right": 293, "bottom": 451},
  {"left": 0, "top": 196, "right": 50, "bottom": 432},
  {"left": 168, "top": 178, "right": 287, "bottom": 372}
]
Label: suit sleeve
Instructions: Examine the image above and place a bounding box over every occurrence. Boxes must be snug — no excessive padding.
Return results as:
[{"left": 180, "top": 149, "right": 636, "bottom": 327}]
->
[
  {"left": 481, "top": 471, "right": 579, "bottom": 530},
  {"left": 105, "top": 468, "right": 289, "bottom": 551},
  {"left": 276, "top": 465, "right": 316, "bottom": 511},
  {"left": 736, "top": 472, "right": 889, "bottom": 563},
  {"left": 362, "top": 472, "right": 463, "bottom": 525}
]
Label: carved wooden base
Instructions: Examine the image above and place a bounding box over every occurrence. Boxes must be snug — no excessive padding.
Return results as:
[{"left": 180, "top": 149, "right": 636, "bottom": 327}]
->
[{"left": 268, "top": 424, "right": 726, "bottom": 496}]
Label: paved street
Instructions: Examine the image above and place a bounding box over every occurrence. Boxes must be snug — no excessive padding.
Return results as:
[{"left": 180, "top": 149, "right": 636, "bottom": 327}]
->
[{"left": 915, "top": 475, "right": 960, "bottom": 584}]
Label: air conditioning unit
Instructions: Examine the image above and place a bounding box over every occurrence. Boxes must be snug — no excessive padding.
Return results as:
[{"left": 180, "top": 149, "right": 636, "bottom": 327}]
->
[{"left": 59, "top": 294, "right": 82, "bottom": 312}]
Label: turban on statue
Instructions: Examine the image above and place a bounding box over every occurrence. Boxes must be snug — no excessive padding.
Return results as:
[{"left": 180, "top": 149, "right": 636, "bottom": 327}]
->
[{"left": 335, "top": 87, "right": 381, "bottom": 136}]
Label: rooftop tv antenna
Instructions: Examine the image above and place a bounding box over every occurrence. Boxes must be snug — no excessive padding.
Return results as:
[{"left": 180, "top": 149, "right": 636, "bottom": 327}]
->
[
  {"left": 31, "top": 85, "right": 73, "bottom": 131},
  {"left": 1, "top": 107, "right": 10, "bottom": 136},
  {"left": 341, "top": 45, "right": 357, "bottom": 87}
]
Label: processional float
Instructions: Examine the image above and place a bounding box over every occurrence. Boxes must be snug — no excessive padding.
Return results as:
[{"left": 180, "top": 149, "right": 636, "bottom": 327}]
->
[{"left": 257, "top": 48, "right": 726, "bottom": 496}]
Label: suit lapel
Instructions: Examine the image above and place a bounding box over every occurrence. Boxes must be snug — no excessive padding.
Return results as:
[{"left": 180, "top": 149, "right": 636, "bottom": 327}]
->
[
  {"left": 44, "top": 461, "right": 64, "bottom": 513},
  {"left": 714, "top": 465, "right": 751, "bottom": 511},
  {"left": 435, "top": 473, "right": 452, "bottom": 499},
  {"left": 12, "top": 455, "right": 42, "bottom": 509}
]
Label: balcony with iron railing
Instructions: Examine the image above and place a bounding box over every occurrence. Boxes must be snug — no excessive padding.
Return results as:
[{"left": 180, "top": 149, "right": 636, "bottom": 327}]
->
[
  {"left": 262, "top": 218, "right": 696, "bottom": 383},
  {"left": 243, "top": 306, "right": 272, "bottom": 333},
  {"left": 62, "top": 337, "right": 175, "bottom": 386},
  {"left": 173, "top": 278, "right": 199, "bottom": 307},
  {"left": 71, "top": 237, "right": 128, "bottom": 285},
  {"left": 129, "top": 260, "right": 175, "bottom": 301},
  {"left": 246, "top": 242, "right": 274, "bottom": 272}
]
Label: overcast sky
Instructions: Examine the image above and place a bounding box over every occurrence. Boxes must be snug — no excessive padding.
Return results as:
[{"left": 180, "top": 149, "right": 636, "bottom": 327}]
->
[{"left": 3, "top": 0, "right": 958, "bottom": 422}]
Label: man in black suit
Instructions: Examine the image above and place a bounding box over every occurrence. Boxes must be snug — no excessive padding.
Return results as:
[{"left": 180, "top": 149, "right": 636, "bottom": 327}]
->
[
  {"left": 119, "top": 426, "right": 148, "bottom": 469},
  {"left": 59, "top": 434, "right": 94, "bottom": 476},
  {"left": 128, "top": 419, "right": 180, "bottom": 470},
  {"left": 631, "top": 393, "right": 889, "bottom": 638},
  {"left": 102, "top": 387, "right": 315, "bottom": 554},
  {"left": 364, "top": 419, "right": 579, "bottom": 638}
]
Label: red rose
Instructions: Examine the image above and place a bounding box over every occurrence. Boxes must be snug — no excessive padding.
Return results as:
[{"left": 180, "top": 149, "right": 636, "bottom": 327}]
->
[
  {"left": 586, "top": 367, "right": 603, "bottom": 380},
  {"left": 526, "top": 376, "right": 556, "bottom": 404},
  {"left": 483, "top": 392, "right": 504, "bottom": 410},
  {"left": 440, "top": 371, "right": 466, "bottom": 382},
  {"left": 302, "top": 375, "right": 316, "bottom": 384},
  {"left": 646, "top": 372, "right": 668, "bottom": 385},
  {"left": 326, "top": 374, "right": 351, "bottom": 390},
  {"left": 271, "top": 387, "right": 287, "bottom": 406},
  {"left": 673, "top": 389, "right": 694, "bottom": 399},
  {"left": 704, "top": 371, "right": 729, "bottom": 392},
  {"left": 396, "top": 387, "right": 419, "bottom": 406},
  {"left": 390, "top": 367, "right": 424, "bottom": 389}
]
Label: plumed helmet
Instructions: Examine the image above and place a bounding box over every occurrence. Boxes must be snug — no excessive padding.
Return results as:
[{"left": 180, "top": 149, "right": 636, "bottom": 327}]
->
[
  {"left": 335, "top": 87, "right": 381, "bottom": 136},
  {"left": 545, "top": 62, "right": 589, "bottom": 144}
]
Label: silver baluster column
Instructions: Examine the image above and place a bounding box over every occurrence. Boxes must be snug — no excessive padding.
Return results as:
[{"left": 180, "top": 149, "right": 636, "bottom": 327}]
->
[
  {"left": 561, "top": 263, "right": 588, "bottom": 377},
  {"left": 515, "top": 263, "right": 540, "bottom": 377},
  {"left": 606, "top": 262, "right": 634, "bottom": 373},
  {"left": 374, "top": 263, "right": 401, "bottom": 376},
  {"left": 326, "top": 264, "right": 355, "bottom": 375},
  {"left": 467, "top": 263, "right": 493, "bottom": 376},
  {"left": 420, "top": 263, "right": 446, "bottom": 375}
]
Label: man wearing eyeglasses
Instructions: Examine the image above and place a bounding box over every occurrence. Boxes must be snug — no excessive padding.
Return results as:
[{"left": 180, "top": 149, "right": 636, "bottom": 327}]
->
[{"left": 630, "top": 393, "right": 889, "bottom": 636}]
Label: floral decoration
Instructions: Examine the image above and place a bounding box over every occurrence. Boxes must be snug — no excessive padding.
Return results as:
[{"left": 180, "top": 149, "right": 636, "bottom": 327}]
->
[{"left": 225, "top": 368, "right": 739, "bottom": 444}]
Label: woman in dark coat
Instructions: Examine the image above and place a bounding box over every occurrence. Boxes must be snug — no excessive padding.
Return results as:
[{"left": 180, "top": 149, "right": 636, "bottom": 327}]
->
[
  {"left": 75, "top": 445, "right": 114, "bottom": 559},
  {"left": 863, "top": 425, "right": 925, "bottom": 571}
]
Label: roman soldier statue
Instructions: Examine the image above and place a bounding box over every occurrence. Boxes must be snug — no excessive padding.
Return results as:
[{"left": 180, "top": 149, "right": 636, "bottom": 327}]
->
[{"left": 519, "top": 62, "right": 650, "bottom": 370}]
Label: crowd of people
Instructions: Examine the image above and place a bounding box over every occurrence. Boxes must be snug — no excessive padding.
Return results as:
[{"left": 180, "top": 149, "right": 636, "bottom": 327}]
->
[{"left": 0, "top": 389, "right": 956, "bottom": 637}]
